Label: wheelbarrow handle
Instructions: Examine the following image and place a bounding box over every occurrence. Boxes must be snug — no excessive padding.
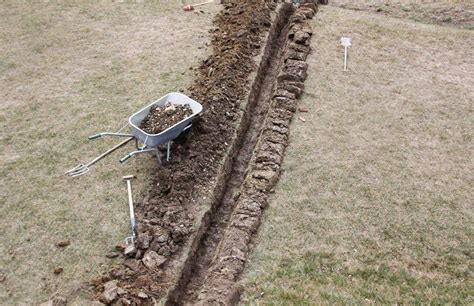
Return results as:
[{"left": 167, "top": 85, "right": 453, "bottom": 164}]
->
[
  {"left": 89, "top": 132, "right": 134, "bottom": 140},
  {"left": 88, "top": 134, "right": 102, "bottom": 140},
  {"left": 120, "top": 154, "right": 132, "bottom": 163}
]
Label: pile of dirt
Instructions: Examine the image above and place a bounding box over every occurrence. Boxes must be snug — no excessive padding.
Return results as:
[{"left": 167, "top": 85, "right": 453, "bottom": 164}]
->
[
  {"left": 93, "top": 0, "right": 275, "bottom": 304},
  {"left": 172, "top": 2, "right": 297, "bottom": 303},
  {"left": 187, "top": 2, "right": 318, "bottom": 303},
  {"left": 140, "top": 104, "right": 193, "bottom": 134}
]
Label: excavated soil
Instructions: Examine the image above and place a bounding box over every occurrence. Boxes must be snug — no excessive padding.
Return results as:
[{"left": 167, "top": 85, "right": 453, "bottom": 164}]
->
[
  {"left": 140, "top": 104, "right": 193, "bottom": 135},
  {"left": 93, "top": 0, "right": 275, "bottom": 304},
  {"left": 172, "top": 3, "right": 296, "bottom": 304},
  {"left": 93, "top": 0, "right": 320, "bottom": 304},
  {"left": 169, "top": 3, "right": 318, "bottom": 304}
]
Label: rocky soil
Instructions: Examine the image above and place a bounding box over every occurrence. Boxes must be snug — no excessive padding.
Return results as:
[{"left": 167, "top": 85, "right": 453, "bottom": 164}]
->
[
  {"left": 89, "top": 0, "right": 470, "bottom": 304},
  {"left": 140, "top": 104, "right": 193, "bottom": 135},
  {"left": 93, "top": 0, "right": 275, "bottom": 304},
  {"left": 180, "top": 2, "right": 318, "bottom": 304}
]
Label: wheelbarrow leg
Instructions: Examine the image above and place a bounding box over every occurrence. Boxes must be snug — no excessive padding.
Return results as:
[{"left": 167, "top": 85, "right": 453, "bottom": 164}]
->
[
  {"left": 155, "top": 150, "right": 162, "bottom": 164},
  {"left": 167, "top": 141, "right": 171, "bottom": 162}
]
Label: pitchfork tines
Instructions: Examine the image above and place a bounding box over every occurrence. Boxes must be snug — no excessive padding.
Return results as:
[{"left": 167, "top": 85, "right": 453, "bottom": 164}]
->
[
  {"left": 65, "top": 164, "right": 90, "bottom": 177},
  {"left": 65, "top": 137, "right": 134, "bottom": 178}
]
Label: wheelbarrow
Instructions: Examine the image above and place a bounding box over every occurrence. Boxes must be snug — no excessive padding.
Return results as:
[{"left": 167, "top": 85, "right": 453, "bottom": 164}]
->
[{"left": 66, "top": 92, "right": 202, "bottom": 177}]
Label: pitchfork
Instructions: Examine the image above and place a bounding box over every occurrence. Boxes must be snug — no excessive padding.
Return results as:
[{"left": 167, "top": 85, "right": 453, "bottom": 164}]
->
[{"left": 65, "top": 137, "right": 134, "bottom": 177}]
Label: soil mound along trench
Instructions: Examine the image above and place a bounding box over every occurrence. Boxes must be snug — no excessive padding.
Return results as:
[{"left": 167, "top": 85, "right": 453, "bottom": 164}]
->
[
  {"left": 170, "top": 3, "right": 294, "bottom": 304},
  {"left": 168, "top": 1, "right": 318, "bottom": 305},
  {"left": 93, "top": 1, "right": 319, "bottom": 305}
]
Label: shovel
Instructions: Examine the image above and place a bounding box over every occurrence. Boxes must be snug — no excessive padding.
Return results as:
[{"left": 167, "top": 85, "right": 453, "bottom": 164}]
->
[{"left": 123, "top": 175, "right": 137, "bottom": 256}]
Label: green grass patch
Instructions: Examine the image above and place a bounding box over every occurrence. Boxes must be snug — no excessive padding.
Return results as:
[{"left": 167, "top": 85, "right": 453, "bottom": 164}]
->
[{"left": 245, "top": 252, "right": 473, "bottom": 304}]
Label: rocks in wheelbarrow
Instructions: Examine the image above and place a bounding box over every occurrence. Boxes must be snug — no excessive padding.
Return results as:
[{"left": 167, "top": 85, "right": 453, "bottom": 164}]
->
[{"left": 140, "top": 103, "right": 193, "bottom": 135}]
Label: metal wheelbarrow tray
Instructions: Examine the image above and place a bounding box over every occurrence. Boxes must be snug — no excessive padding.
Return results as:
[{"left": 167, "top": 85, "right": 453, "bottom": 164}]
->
[
  {"left": 129, "top": 92, "right": 202, "bottom": 147},
  {"left": 86, "top": 92, "right": 202, "bottom": 164},
  {"left": 117, "top": 92, "right": 202, "bottom": 163},
  {"left": 66, "top": 93, "right": 202, "bottom": 177}
]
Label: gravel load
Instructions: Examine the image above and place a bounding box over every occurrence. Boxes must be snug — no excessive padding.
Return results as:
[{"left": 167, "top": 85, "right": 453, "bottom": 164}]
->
[{"left": 140, "top": 103, "right": 193, "bottom": 134}]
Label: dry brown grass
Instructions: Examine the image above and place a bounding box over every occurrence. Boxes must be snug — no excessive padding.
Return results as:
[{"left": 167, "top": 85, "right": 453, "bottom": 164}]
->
[
  {"left": 330, "top": 0, "right": 474, "bottom": 28},
  {"left": 0, "top": 1, "right": 217, "bottom": 304},
  {"left": 242, "top": 5, "right": 473, "bottom": 304}
]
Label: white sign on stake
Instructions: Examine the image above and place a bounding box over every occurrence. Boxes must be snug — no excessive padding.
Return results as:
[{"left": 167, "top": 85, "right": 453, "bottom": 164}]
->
[{"left": 341, "top": 37, "right": 352, "bottom": 71}]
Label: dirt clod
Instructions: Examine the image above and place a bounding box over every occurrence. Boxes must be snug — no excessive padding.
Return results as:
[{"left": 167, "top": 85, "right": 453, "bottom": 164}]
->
[
  {"left": 124, "top": 244, "right": 137, "bottom": 257},
  {"left": 106, "top": 252, "right": 119, "bottom": 259},
  {"left": 100, "top": 280, "right": 119, "bottom": 304},
  {"left": 115, "top": 244, "right": 126, "bottom": 252},
  {"left": 142, "top": 250, "right": 167, "bottom": 270},
  {"left": 56, "top": 240, "right": 70, "bottom": 247},
  {"left": 140, "top": 103, "right": 193, "bottom": 134}
]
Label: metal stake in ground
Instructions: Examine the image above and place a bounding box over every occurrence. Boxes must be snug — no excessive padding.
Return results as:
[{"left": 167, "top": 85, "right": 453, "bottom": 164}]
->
[
  {"left": 341, "top": 37, "right": 352, "bottom": 71},
  {"left": 123, "top": 175, "right": 137, "bottom": 254}
]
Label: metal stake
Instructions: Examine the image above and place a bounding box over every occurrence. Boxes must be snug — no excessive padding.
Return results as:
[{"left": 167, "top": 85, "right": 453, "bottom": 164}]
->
[
  {"left": 341, "top": 37, "right": 352, "bottom": 72},
  {"left": 167, "top": 141, "right": 171, "bottom": 162}
]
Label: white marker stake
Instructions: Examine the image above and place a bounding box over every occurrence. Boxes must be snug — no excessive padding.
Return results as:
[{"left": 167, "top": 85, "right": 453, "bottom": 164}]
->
[{"left": 341, "top": 37, "right": 352, "bottom": 71}]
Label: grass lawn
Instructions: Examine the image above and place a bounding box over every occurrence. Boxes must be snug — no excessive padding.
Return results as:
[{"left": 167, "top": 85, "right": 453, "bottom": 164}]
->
[
  {"left": 242, "top": 5, "right": 473, "bottom": 304},
  {"left": 330, "top": 0, "right": 474, "bottom": 28},
  {"left": 0, "top": 1, "right": 216, "bottom": 303}
]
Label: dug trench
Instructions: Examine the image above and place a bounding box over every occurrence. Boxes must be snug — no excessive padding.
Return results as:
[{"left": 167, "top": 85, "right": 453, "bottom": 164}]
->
[
  {"left": 93, "top": 1, "right": 319, "bottom": 305},
  {"left": 171, "top": 2, "right": 295, "bottom": 304},
  {"left": 170, "top": 3, "right": 319, "bottom": 304}
]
